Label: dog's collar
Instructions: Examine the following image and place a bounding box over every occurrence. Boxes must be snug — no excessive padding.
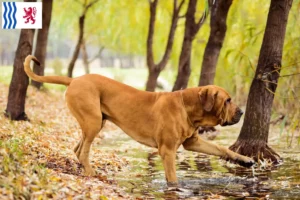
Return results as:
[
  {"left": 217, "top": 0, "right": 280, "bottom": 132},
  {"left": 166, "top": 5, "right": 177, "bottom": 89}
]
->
[{"left": 180, "top": 91, "right": 196, "bottom": 129}]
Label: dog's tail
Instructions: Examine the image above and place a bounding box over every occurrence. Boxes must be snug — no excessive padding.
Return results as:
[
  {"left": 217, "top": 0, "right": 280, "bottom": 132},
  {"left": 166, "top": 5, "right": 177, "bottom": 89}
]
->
[{"left": 24, "top": 55, "right": 72, "bottom": 86}]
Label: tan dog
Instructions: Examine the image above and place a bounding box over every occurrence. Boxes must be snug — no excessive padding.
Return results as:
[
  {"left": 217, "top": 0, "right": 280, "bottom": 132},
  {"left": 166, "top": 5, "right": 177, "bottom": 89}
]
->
[{"left": 24, "top": 55, "right": 254, "bottom": 186}]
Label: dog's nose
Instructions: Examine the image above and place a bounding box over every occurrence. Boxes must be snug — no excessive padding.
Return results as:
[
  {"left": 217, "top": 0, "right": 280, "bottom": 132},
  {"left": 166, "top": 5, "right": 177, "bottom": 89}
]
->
[{"left": 238, "top": 109, "right": 244, "bottom": 116}]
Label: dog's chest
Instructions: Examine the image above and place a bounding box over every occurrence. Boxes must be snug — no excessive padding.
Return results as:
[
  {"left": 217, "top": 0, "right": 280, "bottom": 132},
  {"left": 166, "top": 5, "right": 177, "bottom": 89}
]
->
[{"left": 122, "top": 128, "right": 158, "bottom": 148}]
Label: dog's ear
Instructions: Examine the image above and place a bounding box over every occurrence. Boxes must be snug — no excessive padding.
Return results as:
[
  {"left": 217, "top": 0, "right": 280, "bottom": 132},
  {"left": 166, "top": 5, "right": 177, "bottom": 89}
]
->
[{"left": 199, "top": 88, "right": 218, "bottom": 112}]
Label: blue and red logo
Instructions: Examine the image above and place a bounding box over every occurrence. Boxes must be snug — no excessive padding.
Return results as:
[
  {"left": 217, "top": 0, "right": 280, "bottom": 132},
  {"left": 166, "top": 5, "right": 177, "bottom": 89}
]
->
[{"left": 2, "top": 2, "right": 42, "bottom": 29}]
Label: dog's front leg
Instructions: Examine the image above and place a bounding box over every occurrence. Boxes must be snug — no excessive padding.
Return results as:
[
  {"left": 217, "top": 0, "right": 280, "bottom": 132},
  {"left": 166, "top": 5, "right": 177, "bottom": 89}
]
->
[
  {"left": 159, "top": 145, "right": 178, "bottom": 187},
  {"left": 182, "top": 135, "right": 255, "bottom": 167}
]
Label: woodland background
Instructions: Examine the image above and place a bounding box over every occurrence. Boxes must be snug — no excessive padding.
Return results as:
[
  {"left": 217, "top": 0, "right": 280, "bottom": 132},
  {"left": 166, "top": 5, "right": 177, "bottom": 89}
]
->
[
  {"left": 1, "top": 0, "right": 299, "bottom": 119},
  {"left": 0, "top": 0, "right": 300, "bottom": 199}
]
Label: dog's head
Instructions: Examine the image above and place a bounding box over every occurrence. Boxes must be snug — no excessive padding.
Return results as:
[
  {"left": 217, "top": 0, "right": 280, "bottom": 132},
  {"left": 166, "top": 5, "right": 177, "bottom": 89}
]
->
[{"left": 198, "top": 85, "right": 243, "bottom": 127}]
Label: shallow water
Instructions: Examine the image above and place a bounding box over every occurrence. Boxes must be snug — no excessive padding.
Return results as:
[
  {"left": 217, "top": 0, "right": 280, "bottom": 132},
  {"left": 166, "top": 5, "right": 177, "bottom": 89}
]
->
[{"left": 97, "top": 127, "right": 300, "bottom": 199}]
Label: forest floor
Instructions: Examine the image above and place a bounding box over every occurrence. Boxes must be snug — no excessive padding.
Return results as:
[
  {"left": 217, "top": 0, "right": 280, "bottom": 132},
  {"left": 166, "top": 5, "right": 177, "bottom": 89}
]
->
[
  {"left": 0, "top": 83, "right": 131, "bottom": 199},
  {"left": 1, "top": 82, "right": 300, "bottom": 199}
]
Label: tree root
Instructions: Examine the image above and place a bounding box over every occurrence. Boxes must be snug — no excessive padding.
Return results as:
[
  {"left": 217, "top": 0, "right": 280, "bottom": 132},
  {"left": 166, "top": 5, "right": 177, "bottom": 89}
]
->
[
  {"left": 4, "top": 111, "right": 30, "bottom": 121},
  {"left": 229, "top": 139, "right": 281, "bottom": 164}
]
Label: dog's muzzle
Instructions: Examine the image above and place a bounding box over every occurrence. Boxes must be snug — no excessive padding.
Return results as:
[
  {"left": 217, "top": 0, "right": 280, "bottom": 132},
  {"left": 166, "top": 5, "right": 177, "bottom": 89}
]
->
[{"left": 221, "top": 109, "right": 243, "bottom": 126}]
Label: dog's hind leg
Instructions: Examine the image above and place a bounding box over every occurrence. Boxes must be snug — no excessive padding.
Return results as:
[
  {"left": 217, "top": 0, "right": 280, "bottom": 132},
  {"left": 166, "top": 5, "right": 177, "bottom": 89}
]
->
[
  {"left": 74, "top": 119, "right": 106, "bottom": 159},
  {"left": 78, "top": 119, "right": 102, "bottom": 176},
  {"left": 66, "top": 87, "right": 103, "bottom": 176},
  {"left": 74, "top": 139, "right": 82, "bottom": 157}
]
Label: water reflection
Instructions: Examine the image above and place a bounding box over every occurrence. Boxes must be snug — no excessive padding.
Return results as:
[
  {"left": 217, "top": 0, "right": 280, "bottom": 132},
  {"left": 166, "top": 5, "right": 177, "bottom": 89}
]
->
[{"left": 98, "top": 132, "right": 300, "bottom": 199}]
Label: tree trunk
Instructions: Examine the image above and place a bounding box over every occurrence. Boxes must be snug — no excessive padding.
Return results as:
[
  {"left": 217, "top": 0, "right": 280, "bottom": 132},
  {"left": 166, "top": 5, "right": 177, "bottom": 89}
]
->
[
  {"left": 81, "top": 39, "right": 90, "bottom": 74},
  {"left": 174, "top": 60, "right": 192, "bottom": 90},
  {"left": 145, "top": 68, "right": 160, "bottom": 92},
  {"left": 67, "top": 0, "right": 98, "bottom": 77},
  {"left": 68, "top": 15, "right": 85, "bottom": 78},
  {"left": 31, "top": 0, "right": 53, "bottom": 89},
  {"left": 172, "top": 0, "right": 209, "bottom": 91},
  {"left": 145, "top": 0, "right": 184, "bottom": 91},
  {"left": 199, "top": 0, "right": 232, "bottom": 86},
  {"left": 229, "top": 0, "right": 293, "bottom": 163},
  {"left": 5, "top": 29, "right": 35, "bottom": 120},
  {"left": 172, "top": 36, "right": 192, "bottom": 91}
]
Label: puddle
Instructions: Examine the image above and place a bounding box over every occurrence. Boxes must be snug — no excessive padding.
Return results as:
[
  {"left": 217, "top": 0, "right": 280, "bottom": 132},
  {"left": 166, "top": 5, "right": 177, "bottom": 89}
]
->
[{"left": 97, "top": 127, "right": 300, "bottom": 199}]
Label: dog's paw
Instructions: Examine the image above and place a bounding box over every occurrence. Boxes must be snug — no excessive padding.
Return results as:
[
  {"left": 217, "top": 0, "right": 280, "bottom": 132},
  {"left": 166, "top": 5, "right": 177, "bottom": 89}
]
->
[
  {"left": 167, "top": 181, "right": 179, "bottom": 188},
  {"left": 84, "top": 168, "right": 96, "bottom": 176},
  {"left": 236, "top": 159, "right": 255, "bottom": 168},
  {"left": 235, "top": 156, "right": 255, "bottom": 168},
  {"left": 223, "top": 156, "right": 255, "bottom": 168}
]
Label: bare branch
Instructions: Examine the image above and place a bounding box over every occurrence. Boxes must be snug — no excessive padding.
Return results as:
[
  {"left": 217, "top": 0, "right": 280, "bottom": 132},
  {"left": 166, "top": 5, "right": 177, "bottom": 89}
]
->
[
  {"left": 193, "top": 0, "right": 214, "bottom": 33},
  {"left": 74, "top": 0, "right": 84, "bottom": 6},
  {"left": 157, "top": 0, "right": 183, "bottom": 70},
  {"left": 266, "top": 68, "right": 280, "bottom": 76},
  {"left": 270, "top": 114, "right": 285, "bottom": 125},
  {"left": 88, "top": 46, "right": 105, "bottom": 63},
  {"left": 194, "top": 9, "right": 209, "bottom": 32},
  {"left": 265, "top": 87, "right": 276, "bottom": 95},
  {"left": 172, "top": 0, "right": 185, "bottom": 18},
  {"left": 261, "top": 80, "right": 278, "bottom": 85},
  {"left": 177, "top": 0, "right": 185, "bottom": 12},
  {"left": 173, "top": 0, "right": 185, "bottom": 18},
  {"left": 265, "top": 86, "right": 300, "bottom": 99},
  {"left": 83, "top": 0, "right": 99, "bottom": 14},
  {"left": 86, "top": 0, "right": 99, "bottom": 9},
  {"left": 238, "top": 51, "right": 255, "bottom": 72},
  {"left": 265, "top": 62, "right": 300, "bottom": 77},
  {"left": 281, "top": 61, "right": 300, "bottom": 69},
  {"left": 279, "top": 72, "right": 300, "bottom": 78},
  {"left": 292, "top": 89, "right": 300, "bottom": 103}
]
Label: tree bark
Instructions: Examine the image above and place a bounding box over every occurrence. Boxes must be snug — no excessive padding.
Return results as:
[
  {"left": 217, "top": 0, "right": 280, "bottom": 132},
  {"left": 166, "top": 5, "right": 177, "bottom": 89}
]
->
[
  {"left": 145, "top": 0, "right": 184, "bottom": 91},
  {"left": 31, "top": 0, "right": 53, "bottom": 89},
  {"left": 81, "top": 39, "right": 90, "bottom": 74},
  {"left": 229, "top": 0, "right": 293, "bottom": 163},
  {"left": 172, "top": 0, "right": 209, "bottom": 91},
  {"left": 173, "top": 56, "right": 191, "bottom": 90},
  {"left": 199, "top": 0, "right": 232, "bottom": 86},
  {"left": 67, "top": 15, "right": 85, "bottom": 78},
  {"left": 145, "top": 68, "right": 160, "bottom": 91},
  {"left": 172, "top": 31, "right": 193, "bottom": 91},
  {"left": 5, "top": 0, "right": 36, "bottom": 121}
]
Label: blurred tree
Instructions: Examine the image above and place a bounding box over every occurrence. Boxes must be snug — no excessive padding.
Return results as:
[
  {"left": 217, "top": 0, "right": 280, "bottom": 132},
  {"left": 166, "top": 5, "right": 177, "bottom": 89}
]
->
[
  {"left": 199, "top": 0, "right": 232, "bottom": 86},
  {"left": 5, "top": 0, "right": 36, "bottom": 121},
  {"left": 145, "top": 0, "right": 184, "bottom": 91},
  {"left": 197, "top": 0, "right": 232, "bottom": 134},
  {"left": 80, "top": 39, "right": 105, "bottom": 73},
  {"left": 67, "top": 0, "right": 99, "bottom": 78},
  {"left": 229, "top": 0, "right": 293, "bottom": 163},
  {"left": 32, "top": 0, "right": 53, "bottom": 89},
  {"left": 81, "top": 38, "right": 90, "bottom": 74},
  {"left": 172, "top": 0, "right": 209, "bottom": 91}
]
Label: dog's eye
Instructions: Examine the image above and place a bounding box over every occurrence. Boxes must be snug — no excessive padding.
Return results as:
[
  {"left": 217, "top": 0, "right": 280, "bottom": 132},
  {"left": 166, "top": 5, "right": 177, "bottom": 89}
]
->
[{"left": 225, "top": 98, "right": 231, "bottom": 104}]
